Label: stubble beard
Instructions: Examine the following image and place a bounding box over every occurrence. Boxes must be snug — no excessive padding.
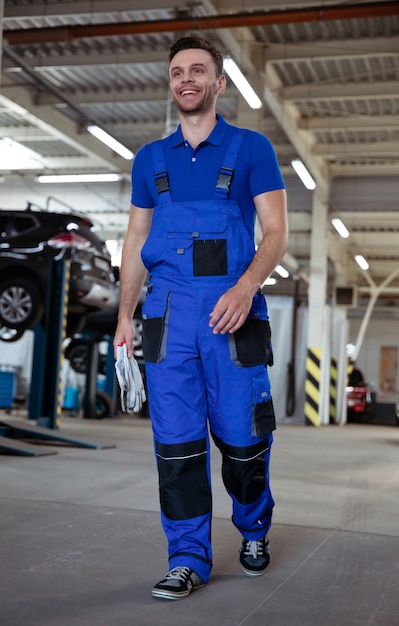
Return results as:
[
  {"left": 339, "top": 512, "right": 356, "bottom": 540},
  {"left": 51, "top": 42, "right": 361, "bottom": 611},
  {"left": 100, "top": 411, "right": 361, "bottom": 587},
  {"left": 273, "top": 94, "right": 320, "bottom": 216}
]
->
[{"left": 171, "top": 85, "right": 218, "bottom": 116}]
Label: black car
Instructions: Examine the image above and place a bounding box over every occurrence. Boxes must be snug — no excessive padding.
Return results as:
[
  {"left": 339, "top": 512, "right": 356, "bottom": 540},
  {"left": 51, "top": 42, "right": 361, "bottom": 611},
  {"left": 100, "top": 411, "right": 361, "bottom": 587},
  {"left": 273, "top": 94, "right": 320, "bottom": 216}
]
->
[{"left": 0, "top": 205, "right": 118, "bottom": 340}]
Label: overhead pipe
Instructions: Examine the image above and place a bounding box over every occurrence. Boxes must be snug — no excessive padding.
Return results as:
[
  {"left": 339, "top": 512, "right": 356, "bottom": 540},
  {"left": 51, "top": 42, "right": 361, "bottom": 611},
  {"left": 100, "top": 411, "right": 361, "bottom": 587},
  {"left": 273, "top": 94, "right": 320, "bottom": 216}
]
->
[{"left": 3, "top": 1, "right": 399, "bottom": 46}]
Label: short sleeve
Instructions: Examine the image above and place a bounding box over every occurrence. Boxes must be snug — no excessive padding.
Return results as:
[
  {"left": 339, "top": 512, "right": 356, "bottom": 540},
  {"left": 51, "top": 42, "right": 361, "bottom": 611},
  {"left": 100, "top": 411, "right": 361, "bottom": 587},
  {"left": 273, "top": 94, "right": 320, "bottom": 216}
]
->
[
  {"left": 131, "top": 145, "right": 155, "bottom": 208},
  {"left": 246, "top": 132, "right": 285, "bottom": 198}
]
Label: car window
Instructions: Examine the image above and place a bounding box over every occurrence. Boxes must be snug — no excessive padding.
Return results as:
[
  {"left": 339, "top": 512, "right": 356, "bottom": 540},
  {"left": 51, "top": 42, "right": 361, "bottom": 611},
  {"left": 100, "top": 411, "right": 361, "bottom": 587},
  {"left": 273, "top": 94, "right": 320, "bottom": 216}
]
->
[{"left": 0, "top": 215, "right": 38, "bottom": 238}]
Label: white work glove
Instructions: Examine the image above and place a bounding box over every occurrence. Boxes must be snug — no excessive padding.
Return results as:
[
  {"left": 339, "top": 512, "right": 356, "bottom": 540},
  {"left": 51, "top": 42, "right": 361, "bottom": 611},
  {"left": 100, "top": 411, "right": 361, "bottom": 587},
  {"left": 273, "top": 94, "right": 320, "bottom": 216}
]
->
[{"left": 115, "top": 343, "right": 146, "bottom": 413}]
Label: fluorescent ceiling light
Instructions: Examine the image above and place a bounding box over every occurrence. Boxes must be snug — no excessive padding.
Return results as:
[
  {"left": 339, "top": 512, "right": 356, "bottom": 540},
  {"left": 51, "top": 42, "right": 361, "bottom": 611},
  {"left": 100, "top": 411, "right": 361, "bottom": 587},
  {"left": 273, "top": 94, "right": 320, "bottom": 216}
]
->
[
  {"left": 262, "top": 277, "right": 277, "bottom": 286},
  {"left": 332, "top": 218, "right": 350, "bottom": 239},
  {"left": 354, "top": 254, "right": 369, "bottom": 270},
  {"left": 275, "top": 264, "right": 289, "bottom": 278},
  {"left": 87, "top": 124, "right": 134, "bottom": 160},
  {"left": 291, "top": 159, "right": 316, "bottom": 190},
  {"left": 223, "top": 57, "right": 262, "bottom": 110},
  {"left": 0, "top": 138, "right": 43, "bottom": 170},
  {"left": 36, "top": 173, "right": 122, "bottom": 184}
]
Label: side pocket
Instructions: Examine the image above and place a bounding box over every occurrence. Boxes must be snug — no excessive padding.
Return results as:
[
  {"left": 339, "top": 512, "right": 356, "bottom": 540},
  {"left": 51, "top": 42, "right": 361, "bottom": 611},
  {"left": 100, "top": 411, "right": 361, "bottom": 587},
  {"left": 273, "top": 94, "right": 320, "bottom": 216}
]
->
[
  {"left": 229, "top": 318, "right": 273, "bottom": 367},
  {"left": 142, "top": 291, "right": 170, "bottom": 363},
  {"left": 252, "top": 374, "right": 276, "bottom": 437}
]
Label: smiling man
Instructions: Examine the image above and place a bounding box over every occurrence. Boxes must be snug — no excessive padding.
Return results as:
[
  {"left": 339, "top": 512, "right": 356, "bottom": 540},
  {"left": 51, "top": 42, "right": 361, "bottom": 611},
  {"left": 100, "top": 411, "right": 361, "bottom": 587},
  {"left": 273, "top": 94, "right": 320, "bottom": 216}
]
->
[{"left": 114, "top": 35, "right": 288, "bottom": 600}]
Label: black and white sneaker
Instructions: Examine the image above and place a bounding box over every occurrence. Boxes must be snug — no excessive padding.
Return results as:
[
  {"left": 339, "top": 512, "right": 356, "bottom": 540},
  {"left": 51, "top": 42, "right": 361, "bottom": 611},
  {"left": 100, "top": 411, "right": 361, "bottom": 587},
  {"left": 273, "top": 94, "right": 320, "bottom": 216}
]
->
[
  {"left": 152, "top": 566, "right": 206, "bottom": 600},
  {"left": 239, "top": 537, "right": 270, "bottom": 576}
]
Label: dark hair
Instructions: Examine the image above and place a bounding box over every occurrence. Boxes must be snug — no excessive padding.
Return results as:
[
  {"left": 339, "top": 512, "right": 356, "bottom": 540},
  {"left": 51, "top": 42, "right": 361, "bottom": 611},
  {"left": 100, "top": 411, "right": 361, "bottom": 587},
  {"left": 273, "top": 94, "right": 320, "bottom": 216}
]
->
[{"left": 169, "top": 36, "right": 224, "bottom": 76}]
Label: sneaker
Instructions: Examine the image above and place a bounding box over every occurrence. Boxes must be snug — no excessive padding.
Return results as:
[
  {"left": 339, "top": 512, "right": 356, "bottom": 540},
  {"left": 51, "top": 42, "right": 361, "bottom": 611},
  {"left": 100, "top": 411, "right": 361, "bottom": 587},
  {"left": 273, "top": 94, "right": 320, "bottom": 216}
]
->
[
  {"left": 239, "top": 537, "right": 270, "bottom": 576},
  {"left": 152, "top": 566, "right": 206, "bottom": 600}
]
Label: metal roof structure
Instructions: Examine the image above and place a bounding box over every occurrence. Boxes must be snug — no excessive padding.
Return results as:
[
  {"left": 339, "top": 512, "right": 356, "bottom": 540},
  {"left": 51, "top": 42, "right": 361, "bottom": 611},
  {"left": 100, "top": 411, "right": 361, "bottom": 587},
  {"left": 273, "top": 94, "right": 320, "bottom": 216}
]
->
[{"left": 1, "top": 0, "right": 399, "bottom": 309}]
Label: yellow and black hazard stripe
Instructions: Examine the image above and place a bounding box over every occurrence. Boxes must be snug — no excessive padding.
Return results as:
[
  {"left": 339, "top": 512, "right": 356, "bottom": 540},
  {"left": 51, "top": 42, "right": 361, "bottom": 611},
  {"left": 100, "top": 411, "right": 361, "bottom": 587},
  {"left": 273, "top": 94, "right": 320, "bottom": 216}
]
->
[
  {"left": 305, "top": 347, "right": 321, "bottom": 426},
  {"left": 329, "top": 357, "right": 337, "bottom": 424},
  {"left": 56, "top": 259, "right": 71, "bottom": 427}
]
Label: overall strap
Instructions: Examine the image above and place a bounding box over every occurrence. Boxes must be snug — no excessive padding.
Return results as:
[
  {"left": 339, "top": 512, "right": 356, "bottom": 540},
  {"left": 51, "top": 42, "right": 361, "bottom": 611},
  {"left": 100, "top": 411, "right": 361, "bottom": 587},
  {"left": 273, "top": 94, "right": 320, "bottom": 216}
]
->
[
  {"left": 214, "top": 129, "right": 245, "bottom": 200},
  {"left": 151, "top": 140, "right": 172, "bottom": 206},
  {"left": 151, "top": 128, "right": 246, "bottom": 203}
]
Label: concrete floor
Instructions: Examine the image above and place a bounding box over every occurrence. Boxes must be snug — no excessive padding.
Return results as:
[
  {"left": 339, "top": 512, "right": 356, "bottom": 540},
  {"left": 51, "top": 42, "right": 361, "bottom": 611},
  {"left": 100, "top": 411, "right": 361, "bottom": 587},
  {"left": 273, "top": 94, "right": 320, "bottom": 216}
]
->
[{"left": 0, "top": 411, "right": 398, "bottom": 626}]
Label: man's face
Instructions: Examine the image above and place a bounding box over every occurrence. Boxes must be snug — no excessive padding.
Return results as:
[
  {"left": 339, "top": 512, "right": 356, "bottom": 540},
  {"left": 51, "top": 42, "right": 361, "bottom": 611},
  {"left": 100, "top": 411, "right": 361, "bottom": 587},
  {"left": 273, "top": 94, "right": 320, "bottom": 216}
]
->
[{"left": 169, "top": 48, "right": 226, "bottom": 115}]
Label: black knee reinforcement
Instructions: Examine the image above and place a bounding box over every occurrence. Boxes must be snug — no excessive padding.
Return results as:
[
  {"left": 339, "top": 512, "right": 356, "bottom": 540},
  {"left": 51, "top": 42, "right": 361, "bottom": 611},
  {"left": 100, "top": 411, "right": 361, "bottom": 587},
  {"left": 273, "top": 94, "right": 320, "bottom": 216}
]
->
[
  {"left": 212, "top": 434, "right": 270, "bottom": 504},
  {"left": 155, "top": 438, "right": 211, "bottom": 520}
]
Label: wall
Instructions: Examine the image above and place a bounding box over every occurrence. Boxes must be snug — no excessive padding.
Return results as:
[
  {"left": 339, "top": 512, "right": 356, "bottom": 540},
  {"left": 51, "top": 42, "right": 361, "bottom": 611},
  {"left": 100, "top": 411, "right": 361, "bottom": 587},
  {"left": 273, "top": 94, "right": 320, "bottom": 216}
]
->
[{"left": 348, "top": 316, "right": 399, "bottom": 399}]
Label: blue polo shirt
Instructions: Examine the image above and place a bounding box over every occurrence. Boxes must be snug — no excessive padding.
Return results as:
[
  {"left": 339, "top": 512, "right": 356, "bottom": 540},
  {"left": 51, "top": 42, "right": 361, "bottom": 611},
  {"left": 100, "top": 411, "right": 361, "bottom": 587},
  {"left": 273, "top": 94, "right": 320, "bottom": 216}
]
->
[{"left": 131, "top": 114, "right": 285, "bottom": 238}]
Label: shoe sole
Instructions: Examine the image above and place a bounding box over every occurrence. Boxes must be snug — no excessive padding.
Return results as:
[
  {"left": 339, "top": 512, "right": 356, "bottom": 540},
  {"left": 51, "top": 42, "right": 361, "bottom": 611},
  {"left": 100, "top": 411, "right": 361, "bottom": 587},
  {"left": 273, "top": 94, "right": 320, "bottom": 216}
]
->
[
  {"left": 240, "top": 564, "right": 267, "bottom": 577},
  {"left": 152, "top": 582, "right": 206, "bottom": 600}
]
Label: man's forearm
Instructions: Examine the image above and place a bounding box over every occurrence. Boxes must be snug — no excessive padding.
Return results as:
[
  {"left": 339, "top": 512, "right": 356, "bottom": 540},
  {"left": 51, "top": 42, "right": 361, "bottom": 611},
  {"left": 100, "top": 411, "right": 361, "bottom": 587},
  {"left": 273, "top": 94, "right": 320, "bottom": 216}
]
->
[
  {"left": 239, "top": 227, "right": 288, "bottom": 295},
  {"left": 118, "top": 239, "right": 148, "bottom": 324}
]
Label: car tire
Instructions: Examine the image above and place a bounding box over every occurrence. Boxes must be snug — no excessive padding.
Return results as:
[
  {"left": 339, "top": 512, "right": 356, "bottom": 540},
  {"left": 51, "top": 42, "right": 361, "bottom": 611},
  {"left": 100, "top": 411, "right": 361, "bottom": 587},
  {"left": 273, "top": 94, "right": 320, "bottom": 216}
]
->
[
  {"left": 0, "top": 277, "right": 44, "bottom": 330},
  {"left": 65, "top": 341, "right": 88, "bottom": 374},
  {"left": 0, "top": 326, "right": 25, "bottom": 342},
  {"left": 95, "top": 389, "right": 113, "bottom": 419}
]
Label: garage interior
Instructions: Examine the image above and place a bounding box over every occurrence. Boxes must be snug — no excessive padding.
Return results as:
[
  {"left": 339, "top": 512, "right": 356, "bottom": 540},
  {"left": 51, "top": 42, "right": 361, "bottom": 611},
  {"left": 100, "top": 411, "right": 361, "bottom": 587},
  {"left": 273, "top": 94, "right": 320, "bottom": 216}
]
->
[{"left": 0, "top": 1, "right": 399, "bottom": 624}]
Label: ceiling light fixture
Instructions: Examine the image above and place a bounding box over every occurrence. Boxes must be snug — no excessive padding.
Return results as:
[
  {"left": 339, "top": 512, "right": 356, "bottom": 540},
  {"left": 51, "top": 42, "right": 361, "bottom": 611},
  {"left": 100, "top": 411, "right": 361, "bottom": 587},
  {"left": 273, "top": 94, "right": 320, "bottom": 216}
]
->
[
  {"left": 87, "top": 124, "right": 134, "bottom": 160},
  {"left": 36, "top": 173, "right": 122, "bottom": 184},
  {"left": 275, "top": 264, "right": 290, "bottom": 278},
  {"left": 354, "top": 254, "right": 369, "bottom": 271},
  {"left": 332, "top": 218, "right": 350, "bottom": 239},
  {"left": 291, "top": 159, "right": 316, "bottom": 190},
  {"left": 262, "top": 277, "right": 277, "bottom": 286},
  {"left": 223, "top": 57, "right": 262, "bottom": 110}
]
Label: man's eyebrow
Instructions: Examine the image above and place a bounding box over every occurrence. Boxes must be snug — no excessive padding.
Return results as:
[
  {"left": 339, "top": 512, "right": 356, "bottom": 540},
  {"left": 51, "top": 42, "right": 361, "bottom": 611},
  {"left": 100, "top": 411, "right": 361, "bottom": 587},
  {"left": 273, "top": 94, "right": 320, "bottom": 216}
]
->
[{"left": 170, "top": 62, "right": 207, "bottom": 72}]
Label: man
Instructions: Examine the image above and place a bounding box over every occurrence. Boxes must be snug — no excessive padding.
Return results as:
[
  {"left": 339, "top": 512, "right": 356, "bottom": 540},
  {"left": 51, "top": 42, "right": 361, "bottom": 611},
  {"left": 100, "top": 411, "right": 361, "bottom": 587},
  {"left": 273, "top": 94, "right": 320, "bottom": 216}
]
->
[{"left": 114, "top": 35, "right": 288, "bottom": 600}]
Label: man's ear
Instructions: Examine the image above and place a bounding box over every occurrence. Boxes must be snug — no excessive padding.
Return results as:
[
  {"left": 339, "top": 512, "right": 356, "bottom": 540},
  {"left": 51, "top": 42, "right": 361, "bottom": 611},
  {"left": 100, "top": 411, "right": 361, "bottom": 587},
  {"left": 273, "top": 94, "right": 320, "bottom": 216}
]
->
[{"left": 217, "top": 74, "right": 227, "bottom": 94}]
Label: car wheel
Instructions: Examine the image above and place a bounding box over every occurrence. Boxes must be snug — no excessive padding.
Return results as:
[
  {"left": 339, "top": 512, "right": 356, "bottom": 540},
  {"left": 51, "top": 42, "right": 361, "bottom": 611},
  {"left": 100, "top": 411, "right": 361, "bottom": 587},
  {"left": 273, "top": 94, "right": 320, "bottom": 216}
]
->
[
  {"left": 0, "top": 326, "right": 25, "bottom": 342},
  {"left": 95, "top": 389, "right": 113, "bottom": 419},
  {"left": 0, "top": 277, "right": 43, "bottom": 330},
  {"left": 65, "top": 341, "right": 88, "bottom": 374}
]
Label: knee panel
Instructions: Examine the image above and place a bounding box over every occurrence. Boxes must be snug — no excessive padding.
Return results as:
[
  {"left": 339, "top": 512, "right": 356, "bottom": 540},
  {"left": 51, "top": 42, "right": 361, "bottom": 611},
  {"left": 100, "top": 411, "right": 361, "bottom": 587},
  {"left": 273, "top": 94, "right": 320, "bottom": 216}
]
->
[
  {"left": 156, "top": 438, "right": 211, "bottom": 520},
  {"left": 213, "top": 434, "right": 270, "bottom": 505}
]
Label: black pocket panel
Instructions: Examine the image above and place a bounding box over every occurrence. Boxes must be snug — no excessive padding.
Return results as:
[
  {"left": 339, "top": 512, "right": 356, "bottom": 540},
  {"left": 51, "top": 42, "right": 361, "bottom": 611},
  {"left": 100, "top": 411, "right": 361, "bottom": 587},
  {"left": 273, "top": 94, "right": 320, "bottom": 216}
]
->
[
  {"left": 142, "top": 317, "right": 165, "bottom": 362},
  {"left": 232, "top": 319, "right": 272, "bottom": 367},
  {"left": 193, "top": 239, "right": 227, "bottom": 276},
  {"left": 253, "top": 397, "right": 276, "bottom": 437}
]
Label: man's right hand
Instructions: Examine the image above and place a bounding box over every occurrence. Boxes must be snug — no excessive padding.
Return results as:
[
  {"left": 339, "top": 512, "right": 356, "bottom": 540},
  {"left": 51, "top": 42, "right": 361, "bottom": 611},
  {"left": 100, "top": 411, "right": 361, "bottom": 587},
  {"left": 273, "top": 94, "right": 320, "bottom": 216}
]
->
[{"left": 113, "top": 319, "right": 136, "bottom": 359}]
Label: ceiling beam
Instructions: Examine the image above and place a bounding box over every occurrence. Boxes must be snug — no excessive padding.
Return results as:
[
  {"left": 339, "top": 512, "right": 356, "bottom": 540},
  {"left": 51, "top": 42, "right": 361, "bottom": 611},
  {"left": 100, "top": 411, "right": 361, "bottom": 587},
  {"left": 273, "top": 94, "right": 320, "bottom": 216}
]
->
[
  {"left": 0, "top": 87, "right": 131, "bottom": 174},
  {"left": 4, "top": 2, "right": 399, "bottom": 46},
  {"left": 264, "top": 61, "right": 328, "bottom": 191},
  {"left": 329, "top": 163, "right": 399, "bottom": 177},
  {"left": 265, "top": 37, "right": 399, "bottom": 62},
  {"left": 314, "top": 140, "right": 399, "bottom": 158},
  {"left": 281, "top": 81, "right": 399, "bottom": 102},
  {"left": 298, "top": 114, "right": 399, "bottom": 131},
  {"left": 2, "top": 0, "right": 181, "bottom": 19}
]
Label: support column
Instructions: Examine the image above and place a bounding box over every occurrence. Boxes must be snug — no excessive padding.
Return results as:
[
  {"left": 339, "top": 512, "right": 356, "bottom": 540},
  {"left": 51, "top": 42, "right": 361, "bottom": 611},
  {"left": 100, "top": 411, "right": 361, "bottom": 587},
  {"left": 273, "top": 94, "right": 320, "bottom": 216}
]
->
[{"left": 305, "top": 184, "right": 330, "bottom": 426}]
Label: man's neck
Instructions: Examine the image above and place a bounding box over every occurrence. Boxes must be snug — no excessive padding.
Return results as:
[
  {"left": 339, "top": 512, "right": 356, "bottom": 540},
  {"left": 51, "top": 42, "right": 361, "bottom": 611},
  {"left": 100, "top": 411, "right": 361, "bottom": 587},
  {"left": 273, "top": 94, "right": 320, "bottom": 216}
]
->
[{"left": 179, "top": 111, "right": 217, "bottom": 149}]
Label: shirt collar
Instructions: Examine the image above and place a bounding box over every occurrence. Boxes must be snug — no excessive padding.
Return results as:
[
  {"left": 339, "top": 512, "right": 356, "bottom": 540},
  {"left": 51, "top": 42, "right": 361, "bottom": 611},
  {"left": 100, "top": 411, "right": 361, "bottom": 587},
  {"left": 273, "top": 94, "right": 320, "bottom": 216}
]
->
[{"left": 171, "top": 114, "right": 228, "bottom": 148}]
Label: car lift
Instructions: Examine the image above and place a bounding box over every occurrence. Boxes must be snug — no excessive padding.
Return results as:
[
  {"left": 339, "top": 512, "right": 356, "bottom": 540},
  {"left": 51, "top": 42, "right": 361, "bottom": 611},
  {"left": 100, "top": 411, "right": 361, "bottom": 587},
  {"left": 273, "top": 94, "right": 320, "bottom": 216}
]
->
[{"left": 0, "top": 257, "right": 115, "bottom": 456}]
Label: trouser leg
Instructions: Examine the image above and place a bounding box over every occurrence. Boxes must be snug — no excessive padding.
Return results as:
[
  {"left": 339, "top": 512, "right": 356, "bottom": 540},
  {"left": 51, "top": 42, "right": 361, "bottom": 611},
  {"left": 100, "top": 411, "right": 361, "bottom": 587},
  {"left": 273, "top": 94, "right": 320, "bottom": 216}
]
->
[
  {"left": 212, "top": 432, "right": 274, "bottom": 539},
  {"left": 144, "top": 288, "right": 213, "bottom": 582}
]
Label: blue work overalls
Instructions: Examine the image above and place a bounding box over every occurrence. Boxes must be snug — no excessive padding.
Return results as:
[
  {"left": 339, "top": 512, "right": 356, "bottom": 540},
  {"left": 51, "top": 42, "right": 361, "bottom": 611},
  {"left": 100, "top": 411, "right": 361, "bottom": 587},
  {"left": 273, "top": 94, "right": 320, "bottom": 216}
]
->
[{"left": 141, "top": 131, "right": 275, "bottom": 583}]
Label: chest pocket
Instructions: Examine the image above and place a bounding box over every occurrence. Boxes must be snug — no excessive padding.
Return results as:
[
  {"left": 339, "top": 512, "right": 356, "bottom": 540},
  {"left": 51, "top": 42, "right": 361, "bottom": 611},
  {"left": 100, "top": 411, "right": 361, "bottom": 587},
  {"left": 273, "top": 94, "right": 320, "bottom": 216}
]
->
[{"left": 165, "top": 210, "right": 229, "bottom": 276}]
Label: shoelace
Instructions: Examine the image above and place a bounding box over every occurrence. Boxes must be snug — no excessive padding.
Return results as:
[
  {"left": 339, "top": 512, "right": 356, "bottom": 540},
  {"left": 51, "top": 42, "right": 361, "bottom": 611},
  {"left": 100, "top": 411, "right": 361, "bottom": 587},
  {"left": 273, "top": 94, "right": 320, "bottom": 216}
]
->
[
  {"left": 243, "top": 539, "right": 265, "bottom": 559},
  {"left": 164, "top": 566, "right": 192, "bottom": 582}
]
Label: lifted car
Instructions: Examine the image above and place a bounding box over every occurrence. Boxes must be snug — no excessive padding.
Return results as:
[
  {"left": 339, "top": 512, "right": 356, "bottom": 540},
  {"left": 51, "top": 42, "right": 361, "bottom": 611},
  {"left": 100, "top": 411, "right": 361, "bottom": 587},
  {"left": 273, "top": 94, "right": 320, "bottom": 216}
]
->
[{"left": 0, "top": 205, "right": 117, "bottom": 340}]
